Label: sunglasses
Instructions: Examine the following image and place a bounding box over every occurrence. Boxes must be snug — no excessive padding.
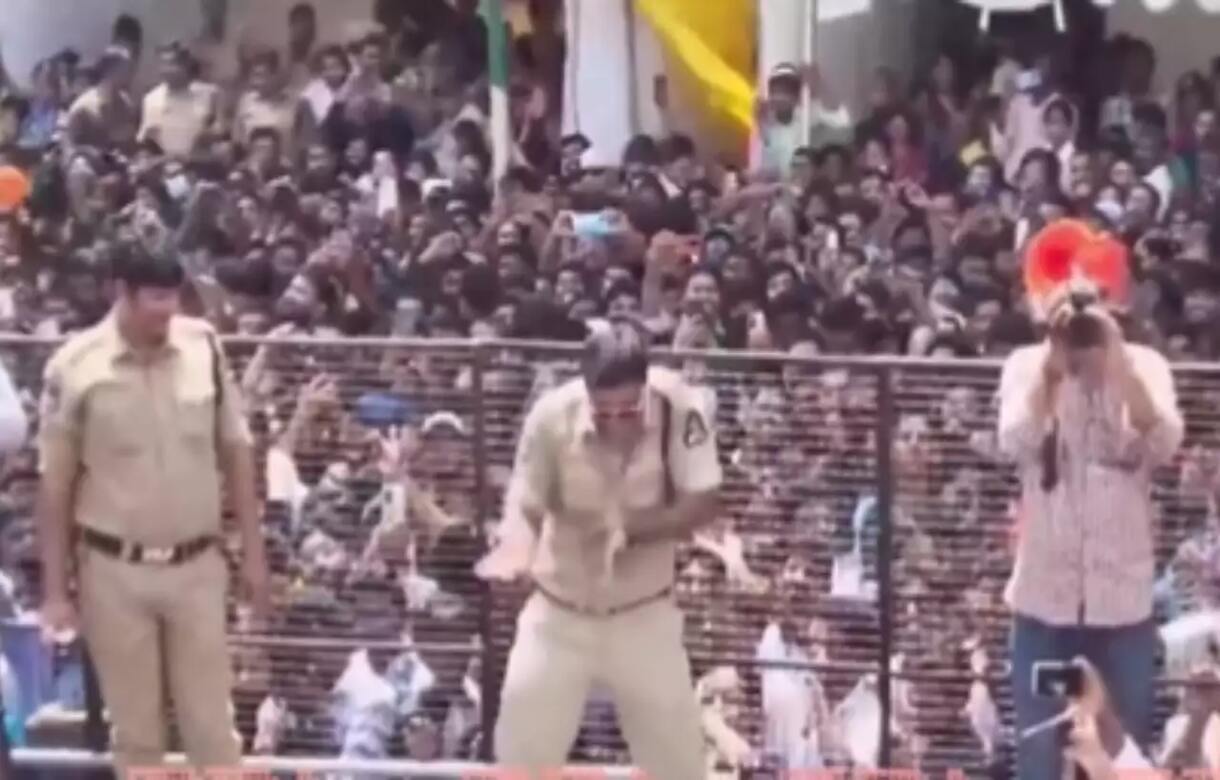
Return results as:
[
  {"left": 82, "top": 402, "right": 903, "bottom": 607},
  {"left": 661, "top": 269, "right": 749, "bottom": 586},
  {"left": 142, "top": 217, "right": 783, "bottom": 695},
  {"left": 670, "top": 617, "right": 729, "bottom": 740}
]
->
[{"left": 592, "top": 402, "right": 643, "bottom": 422}]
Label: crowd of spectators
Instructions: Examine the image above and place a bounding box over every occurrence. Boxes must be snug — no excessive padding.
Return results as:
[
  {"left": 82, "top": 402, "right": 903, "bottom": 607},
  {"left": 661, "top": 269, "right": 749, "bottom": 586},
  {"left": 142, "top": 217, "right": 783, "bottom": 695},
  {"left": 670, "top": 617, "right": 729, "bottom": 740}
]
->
[{"left": 0, "top": 1, "right": 1219, "bottom": 775}]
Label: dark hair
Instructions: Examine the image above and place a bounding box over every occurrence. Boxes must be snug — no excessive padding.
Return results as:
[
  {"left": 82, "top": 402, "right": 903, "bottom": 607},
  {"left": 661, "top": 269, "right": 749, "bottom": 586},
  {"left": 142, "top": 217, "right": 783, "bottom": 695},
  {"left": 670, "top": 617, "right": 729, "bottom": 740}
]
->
[
  {"left": 1131, "top": 181, "right": 1162, "bottom": 218},
  {"left": 661, "top": 133, "right": 696, "bottom": 164},
  {"left": 249, "top": 48, "right": 281, "bottom": 73},
  {"left": 112, "top": 14, "right": 143, "bottom": 48},
  {"left": 112, "top": 243, "right": 185, "bottom": 290},
  {"left": 313, "top": 44, "right": 349, "bottom": 72},
  {"left": 582, "top": 315, "right": 649, "bottom": 390},
  {"left": 289, "top": 2, "right": 316, "bottom": 21},
  {"left": 460, "top": 263, "right": 500, "bottom": 318},
  {"left": 1042, "top": 98, "right": 1077, "bottom": 127},
  {"left": 1133, "top": 101, "right": 1168, "bottom": 135},
  {"left": 622, "top": 134, "right": 661, "bottom": 168},
  {"left": 603, "top": 279, "right": 641, "bottom": 306},
  {"left": 1018, "top": 148, "right": 1061, "bottom": 191}
]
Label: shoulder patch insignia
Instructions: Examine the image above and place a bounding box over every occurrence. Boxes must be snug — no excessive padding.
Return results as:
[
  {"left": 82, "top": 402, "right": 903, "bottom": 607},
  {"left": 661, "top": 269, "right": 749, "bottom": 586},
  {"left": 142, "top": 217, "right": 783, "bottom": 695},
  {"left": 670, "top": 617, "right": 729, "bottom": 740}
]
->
[{"left": 683, "top": 410, "right": 709, "bottom": 448}]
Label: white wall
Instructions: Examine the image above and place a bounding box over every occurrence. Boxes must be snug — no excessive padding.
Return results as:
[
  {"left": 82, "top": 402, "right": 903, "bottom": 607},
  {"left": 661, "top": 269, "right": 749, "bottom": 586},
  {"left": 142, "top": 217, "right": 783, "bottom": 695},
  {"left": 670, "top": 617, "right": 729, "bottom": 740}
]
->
[
  {"left": 812, "top": 0, "right": 917, "bottom": 115},
  {"left": 1107, "top": 1, "right": 1220, "bottom": 91},
  {"left": 0, "top": 0, "right": 374, "bottom": 87}
]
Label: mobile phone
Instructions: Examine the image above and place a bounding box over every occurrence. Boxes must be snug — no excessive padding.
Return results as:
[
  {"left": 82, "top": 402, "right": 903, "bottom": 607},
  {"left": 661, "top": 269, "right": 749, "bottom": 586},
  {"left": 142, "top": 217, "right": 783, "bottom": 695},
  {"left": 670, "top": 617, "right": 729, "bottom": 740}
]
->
[
  {"left": 1015, "top": 69, "right": 1042, "bottom": 92},
  {"left": 1032, "top": 660, "right": 1084, "bottom": 698},
  {"left": 571, "top": 212, "right": 615, "bottom": 238}
]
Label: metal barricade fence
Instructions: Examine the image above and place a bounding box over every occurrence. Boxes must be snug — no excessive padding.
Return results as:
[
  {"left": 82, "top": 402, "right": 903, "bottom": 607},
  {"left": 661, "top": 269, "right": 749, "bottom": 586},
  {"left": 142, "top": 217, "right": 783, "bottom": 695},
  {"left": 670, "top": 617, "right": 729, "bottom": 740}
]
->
[{"left": 0, "top": 334, "right": 1216, "bottom": 777}]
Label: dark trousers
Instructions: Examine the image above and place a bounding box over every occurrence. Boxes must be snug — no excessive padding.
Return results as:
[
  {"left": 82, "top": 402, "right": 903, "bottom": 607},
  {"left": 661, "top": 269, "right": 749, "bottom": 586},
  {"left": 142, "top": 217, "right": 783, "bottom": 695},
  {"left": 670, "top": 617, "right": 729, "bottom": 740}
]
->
[{"left": 1011, "top": 614, "right": 1157, "bottom": 779}]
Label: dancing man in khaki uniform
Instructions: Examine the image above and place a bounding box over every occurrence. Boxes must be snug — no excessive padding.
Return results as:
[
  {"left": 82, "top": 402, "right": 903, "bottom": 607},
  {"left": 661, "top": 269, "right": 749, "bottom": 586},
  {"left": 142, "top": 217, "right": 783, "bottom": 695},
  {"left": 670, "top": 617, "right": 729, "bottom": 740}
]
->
[
  {"left": 477, "top": 316, "right": 720, "bottom": 780},
  {"left": 36, "top": 245, "right": 269, "bottom": 776}
]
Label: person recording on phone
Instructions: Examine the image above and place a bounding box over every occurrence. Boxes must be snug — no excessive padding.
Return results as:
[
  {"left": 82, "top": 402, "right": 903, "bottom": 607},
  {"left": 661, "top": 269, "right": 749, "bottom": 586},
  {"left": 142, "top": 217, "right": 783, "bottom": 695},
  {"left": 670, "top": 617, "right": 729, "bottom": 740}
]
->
[
  {"left": 1032, "top": 657, "right": 1162, "bottom": 778},
  {"left": 997, "top": 221, "right": 1184, "bottom": 779}
]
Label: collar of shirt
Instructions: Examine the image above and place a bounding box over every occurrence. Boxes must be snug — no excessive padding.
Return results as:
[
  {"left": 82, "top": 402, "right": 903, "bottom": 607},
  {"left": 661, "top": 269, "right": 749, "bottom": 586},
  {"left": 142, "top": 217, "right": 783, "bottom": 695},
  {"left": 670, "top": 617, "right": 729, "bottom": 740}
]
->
[{"left": 100, "top": 312, "right": 183, "bottom": 365}]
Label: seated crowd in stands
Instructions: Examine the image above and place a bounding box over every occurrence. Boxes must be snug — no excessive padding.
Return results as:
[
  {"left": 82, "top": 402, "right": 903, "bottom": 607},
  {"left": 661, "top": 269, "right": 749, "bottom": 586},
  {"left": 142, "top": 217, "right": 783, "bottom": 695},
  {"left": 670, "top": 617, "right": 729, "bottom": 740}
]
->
[{"left": 1, "top": 1, "right": 1220, "bottom": 774}]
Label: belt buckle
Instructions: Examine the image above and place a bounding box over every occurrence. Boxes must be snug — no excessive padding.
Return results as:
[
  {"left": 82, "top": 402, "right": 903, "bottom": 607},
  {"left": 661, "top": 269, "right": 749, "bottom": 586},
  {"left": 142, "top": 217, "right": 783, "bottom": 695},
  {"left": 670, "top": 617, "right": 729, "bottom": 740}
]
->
[{"left": 140, "top": 545, "right": 176, "bottom": 564}]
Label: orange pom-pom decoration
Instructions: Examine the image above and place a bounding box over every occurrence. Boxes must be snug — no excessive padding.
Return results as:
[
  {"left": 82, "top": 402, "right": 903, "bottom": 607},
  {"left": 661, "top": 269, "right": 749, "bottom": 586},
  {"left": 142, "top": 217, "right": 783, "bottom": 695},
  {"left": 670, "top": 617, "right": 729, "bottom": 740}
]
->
[
  {"left": 1023, "top": 219, "right": 1130, "bottom": 316},
  {"left": 0, "top": 166, "right": 30, "bottom": 212}
]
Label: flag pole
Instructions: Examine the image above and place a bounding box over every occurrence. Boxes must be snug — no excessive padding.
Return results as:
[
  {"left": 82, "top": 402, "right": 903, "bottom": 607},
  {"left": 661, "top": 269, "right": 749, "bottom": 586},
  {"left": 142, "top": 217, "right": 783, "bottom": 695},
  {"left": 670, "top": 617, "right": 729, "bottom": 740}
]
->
[{"left": 481, "top": 0, "right": 512, "bottom": 183}]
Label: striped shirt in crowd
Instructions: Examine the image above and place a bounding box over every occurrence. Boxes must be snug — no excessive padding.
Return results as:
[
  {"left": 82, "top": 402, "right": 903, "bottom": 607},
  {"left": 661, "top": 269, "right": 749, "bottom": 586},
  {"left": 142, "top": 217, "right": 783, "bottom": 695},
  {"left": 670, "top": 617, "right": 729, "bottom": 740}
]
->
[{"left": 997, "top": 341, "right": 1184, "bottom": 627}]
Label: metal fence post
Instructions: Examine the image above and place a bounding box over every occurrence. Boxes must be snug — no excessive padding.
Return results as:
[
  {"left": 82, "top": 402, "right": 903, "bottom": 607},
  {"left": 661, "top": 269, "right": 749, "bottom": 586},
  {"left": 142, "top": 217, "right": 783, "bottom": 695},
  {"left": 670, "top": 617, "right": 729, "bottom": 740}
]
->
[
  {"left": 469, "top": 342, "right": 497, "bottom": 762},
  {"left": 875, "top": 365, "right": 896, "bottom": 768}
]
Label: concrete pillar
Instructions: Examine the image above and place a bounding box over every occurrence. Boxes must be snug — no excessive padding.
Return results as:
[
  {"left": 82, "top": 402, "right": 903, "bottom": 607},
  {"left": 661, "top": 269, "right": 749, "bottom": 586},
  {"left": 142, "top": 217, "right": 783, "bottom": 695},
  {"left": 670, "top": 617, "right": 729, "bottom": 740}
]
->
[{"left": 562, "top": 0, "right": 637, "bottom": 162}]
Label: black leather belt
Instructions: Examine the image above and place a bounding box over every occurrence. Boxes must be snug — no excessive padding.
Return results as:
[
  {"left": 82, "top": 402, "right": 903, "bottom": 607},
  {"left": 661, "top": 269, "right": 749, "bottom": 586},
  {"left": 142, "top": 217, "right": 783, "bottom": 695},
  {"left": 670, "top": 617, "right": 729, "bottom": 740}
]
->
[
  {"left": 535, "top": 584, "right": 672, "bottom": 617},
  {"left": 79, "top": 527, "right": 217, "bottom": 566}
]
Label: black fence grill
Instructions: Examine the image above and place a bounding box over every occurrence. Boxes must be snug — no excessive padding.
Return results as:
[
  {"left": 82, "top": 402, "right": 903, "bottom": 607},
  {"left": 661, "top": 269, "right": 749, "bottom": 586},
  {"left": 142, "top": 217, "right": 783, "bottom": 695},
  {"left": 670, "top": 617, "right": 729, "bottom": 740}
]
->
[{"left": 0, "top": 335, "right": 1218, "bottom": 779}]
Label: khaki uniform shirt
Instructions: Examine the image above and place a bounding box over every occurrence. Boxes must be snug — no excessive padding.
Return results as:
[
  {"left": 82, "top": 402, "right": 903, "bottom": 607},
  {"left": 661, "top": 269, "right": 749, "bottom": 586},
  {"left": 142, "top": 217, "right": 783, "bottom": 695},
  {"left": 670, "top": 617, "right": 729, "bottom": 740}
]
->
[
  {"left": 510, "top": 366, "right": 722, "bottom": 612},
  {"left": 139, "top": 82, "right": 219, "bottom": 159},
  {"left": 38, "top": 314, "right": 251, "bottom": 547}
]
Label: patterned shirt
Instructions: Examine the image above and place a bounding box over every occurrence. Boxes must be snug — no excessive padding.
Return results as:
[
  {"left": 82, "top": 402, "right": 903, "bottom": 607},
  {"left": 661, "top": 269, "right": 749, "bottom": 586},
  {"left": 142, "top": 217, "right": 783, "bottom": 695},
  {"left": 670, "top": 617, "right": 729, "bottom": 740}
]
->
[{"left": 997, "top": 341, "right": 1184, "bottom": 627}]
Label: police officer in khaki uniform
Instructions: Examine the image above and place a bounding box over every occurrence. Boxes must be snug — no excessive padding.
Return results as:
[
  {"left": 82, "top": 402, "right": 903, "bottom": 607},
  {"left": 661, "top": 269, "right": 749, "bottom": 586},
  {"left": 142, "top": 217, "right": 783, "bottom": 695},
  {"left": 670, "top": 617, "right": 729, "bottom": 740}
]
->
[
  {"left": 477, "top": 317, "right": 720, "bottom": 779},
  {"left": 36, "top": 245, "right": 269, "bottom": 776}
]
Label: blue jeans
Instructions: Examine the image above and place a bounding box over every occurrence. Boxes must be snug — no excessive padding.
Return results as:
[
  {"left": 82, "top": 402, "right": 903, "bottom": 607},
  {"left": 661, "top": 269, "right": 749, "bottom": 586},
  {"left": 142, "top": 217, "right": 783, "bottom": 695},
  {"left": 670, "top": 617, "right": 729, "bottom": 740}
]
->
[{"left": 1011, "top": 614, "right": 1157, "bottom": 780}]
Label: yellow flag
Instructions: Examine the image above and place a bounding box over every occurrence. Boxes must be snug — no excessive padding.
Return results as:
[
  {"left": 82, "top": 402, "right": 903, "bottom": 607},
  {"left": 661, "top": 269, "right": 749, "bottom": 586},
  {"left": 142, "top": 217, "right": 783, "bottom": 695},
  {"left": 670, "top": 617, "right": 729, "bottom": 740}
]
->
[{"left": 635, "top": 0, "right": 756, "bottom": 159}]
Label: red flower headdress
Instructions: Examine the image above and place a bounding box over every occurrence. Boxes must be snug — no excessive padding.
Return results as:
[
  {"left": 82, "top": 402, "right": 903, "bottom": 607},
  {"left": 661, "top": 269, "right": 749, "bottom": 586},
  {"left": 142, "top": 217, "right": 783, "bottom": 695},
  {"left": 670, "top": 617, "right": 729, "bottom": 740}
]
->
[{"left": 1023, "top": 219, "right": 1130, "bottom": 320}]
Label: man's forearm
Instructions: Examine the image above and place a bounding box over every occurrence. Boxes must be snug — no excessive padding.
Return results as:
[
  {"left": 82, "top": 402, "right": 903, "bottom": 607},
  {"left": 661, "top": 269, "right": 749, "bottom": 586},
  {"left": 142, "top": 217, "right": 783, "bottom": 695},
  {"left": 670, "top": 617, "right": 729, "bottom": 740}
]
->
[
  {"left": 36, "top": 483, "right": 74, "bottom": 600},
  {"left": 1114, "top": 356, "right": 1159, "bottom": 433},
  {"left": 626, "top": 492, "right": 718, "bottom": 547},
  {"left": 225, "top": 444, "right": 266, "bottom": 565}
]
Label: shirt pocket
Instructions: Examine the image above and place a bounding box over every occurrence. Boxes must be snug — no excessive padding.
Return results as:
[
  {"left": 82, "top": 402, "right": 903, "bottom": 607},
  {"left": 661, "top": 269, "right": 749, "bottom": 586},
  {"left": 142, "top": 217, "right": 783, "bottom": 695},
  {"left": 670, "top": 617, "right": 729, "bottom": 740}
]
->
[
  {"left": 176, "top": 387, "right": 216, "bottom": 450},
  {"left": 84, "top": 383, "right": 144, "bottom": 458},
  {"left": 557, "top": 447, "right": 606, "bottom": 513}
]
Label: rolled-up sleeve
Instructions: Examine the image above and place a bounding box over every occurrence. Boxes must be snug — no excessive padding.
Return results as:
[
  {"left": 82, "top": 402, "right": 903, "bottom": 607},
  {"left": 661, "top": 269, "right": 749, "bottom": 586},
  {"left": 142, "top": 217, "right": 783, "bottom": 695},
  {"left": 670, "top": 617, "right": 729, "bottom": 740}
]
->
[
  {"left": 507, "top": 394, "right": 558, "bottom": 522},
  {"left": 0, "top": 358, "right": 28, "bottom": 454},
  {"left": 996, "top": 346, "right": 1050, "bottom": 464},
  {"left": 210, "top": 335, "right": 254, "bottom": 450},
  {"left": 37, "top": 355, "right": 82, "bottom": 493},
  {"left": 1123, "top": 347, "right": 1183, "bottom": 468}
]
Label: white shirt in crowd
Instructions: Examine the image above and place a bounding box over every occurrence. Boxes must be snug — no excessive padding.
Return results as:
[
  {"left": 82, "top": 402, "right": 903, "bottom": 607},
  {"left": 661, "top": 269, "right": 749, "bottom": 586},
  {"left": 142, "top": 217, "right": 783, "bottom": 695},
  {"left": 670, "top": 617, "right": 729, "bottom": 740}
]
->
[{"left": 998, "top": 341, "right": 1184, "bottom": 626}]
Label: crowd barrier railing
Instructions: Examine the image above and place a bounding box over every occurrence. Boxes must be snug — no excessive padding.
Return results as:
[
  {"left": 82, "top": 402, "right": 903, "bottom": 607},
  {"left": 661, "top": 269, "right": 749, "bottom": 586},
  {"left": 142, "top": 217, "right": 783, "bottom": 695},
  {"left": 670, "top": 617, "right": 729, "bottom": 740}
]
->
[{"left": 0, "top": 335, "right": 1216, "bottom": 777}]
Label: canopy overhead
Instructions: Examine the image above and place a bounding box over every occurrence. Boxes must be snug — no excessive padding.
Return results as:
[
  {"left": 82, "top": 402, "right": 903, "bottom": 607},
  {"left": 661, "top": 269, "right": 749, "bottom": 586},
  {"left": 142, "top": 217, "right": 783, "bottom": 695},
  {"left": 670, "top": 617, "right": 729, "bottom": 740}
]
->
[{"left": 959, "top": 0, "right": 1220, "bottom": 30}]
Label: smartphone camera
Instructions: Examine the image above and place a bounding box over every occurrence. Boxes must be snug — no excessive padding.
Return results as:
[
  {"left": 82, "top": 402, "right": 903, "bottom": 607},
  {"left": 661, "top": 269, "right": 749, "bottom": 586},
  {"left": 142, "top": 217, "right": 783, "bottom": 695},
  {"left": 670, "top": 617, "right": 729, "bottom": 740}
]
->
[{"left": 1032, "top": 660, "right": 1085, "bottom": 698}]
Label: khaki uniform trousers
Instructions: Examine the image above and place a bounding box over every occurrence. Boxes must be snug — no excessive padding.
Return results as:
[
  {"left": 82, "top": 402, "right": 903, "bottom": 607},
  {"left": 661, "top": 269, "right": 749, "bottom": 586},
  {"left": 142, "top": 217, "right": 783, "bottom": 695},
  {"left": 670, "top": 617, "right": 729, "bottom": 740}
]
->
[
  {"left": 78, "top": 543, "right": 241, "bottom": 777},
  {"left": 496, "top": 592, "right": 705, "bottom": 780}
]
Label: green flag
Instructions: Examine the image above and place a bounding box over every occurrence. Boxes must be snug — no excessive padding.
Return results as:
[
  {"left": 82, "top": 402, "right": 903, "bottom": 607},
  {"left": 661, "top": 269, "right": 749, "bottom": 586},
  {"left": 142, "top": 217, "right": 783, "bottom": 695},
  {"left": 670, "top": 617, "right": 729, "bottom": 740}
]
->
[{"left": 481, "top": 0, "right": 511, "bottom": 181}]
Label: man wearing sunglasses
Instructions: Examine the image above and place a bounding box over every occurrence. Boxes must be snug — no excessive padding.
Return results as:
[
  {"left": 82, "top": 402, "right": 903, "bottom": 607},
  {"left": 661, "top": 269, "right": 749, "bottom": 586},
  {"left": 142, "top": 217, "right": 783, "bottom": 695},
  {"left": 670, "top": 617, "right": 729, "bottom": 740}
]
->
[{"left": 477, "top": 315, "right": 721, "bottom": 780}]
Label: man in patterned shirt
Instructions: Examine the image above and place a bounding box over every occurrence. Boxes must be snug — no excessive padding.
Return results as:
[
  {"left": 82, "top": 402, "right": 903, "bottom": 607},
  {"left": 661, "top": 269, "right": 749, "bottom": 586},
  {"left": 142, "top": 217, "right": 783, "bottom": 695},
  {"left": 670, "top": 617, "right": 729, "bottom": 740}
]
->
[{"left": 998, "top": 252, "right": 1184, "bottom": 778}]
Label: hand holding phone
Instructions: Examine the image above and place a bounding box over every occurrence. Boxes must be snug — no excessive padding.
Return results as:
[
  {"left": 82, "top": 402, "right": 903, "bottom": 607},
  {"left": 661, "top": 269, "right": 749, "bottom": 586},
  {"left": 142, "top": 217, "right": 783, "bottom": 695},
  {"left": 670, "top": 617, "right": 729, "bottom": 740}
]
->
[{"left": 1032, "top": 660, "right": 1085, "bottom": 699}]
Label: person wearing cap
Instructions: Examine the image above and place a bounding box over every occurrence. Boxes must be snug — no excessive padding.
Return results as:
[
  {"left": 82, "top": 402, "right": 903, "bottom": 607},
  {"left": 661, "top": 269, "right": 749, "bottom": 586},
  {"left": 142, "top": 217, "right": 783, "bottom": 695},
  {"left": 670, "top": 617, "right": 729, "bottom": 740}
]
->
[
  {"left": 752, "top": 62, "right": 851, "bottom": 177},
  {"left": 477, "top": 316, "right": 721, "bottom": 779},
  {"left": 35, "top": 242, "right": 269, "bottom": 776}
]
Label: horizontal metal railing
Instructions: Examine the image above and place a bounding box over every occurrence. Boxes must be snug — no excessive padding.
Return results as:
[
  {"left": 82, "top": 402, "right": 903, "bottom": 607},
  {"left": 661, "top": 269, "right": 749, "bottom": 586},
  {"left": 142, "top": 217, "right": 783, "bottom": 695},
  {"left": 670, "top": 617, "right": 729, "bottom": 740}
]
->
[{"left": 0, "top": 335, "right": 1216, "bottom": 777}]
